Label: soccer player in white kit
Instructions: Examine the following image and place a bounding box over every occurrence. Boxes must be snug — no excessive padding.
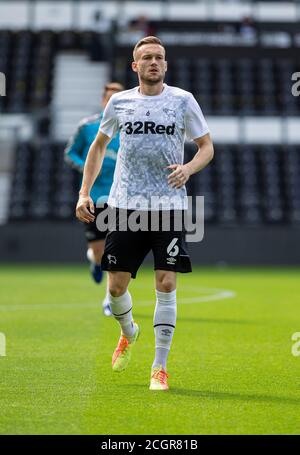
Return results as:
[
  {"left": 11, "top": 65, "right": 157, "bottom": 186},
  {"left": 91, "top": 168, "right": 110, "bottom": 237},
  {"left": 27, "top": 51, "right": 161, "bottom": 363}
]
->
[{"left": 76, "top": 36, "right": 214, "bottom": 390}]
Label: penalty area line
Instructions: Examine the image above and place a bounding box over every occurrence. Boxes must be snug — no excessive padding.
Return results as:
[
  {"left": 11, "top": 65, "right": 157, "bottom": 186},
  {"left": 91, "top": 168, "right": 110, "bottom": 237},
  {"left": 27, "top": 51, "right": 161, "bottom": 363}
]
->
[{"left": 0, "top": 288, "right": 236, "bottom": 311}]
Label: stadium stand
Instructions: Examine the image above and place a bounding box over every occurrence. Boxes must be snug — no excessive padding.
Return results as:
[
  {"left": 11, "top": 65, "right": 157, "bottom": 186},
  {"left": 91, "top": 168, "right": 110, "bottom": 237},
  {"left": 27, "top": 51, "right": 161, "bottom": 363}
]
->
[
  {"left": 9, "top": 141, "right": 300, "bottom": 226},
  {"left": 3, "top": 25, "right": 298, "bottom": 226},
  {"left": 123, "top": 57, "right": 299, "bottom": 115},
  {"left": 9, "top": 141, "right": 78, "bottom": 221},
  {"left": 0, "top": 0, "right": 299, "bottom": 264},
  {"left": 0, "top": 30, "right": 97, "bottom": 113}
]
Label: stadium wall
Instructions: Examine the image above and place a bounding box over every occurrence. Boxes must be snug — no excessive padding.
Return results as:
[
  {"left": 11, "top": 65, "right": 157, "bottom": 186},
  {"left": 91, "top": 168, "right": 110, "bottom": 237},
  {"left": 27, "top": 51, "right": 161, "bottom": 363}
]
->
[
  {"left": 0, "top": 223, "right": 299, "bottom": 265},
  {"left": 0, "top": 1, "right": 299, "bottom": 30}
]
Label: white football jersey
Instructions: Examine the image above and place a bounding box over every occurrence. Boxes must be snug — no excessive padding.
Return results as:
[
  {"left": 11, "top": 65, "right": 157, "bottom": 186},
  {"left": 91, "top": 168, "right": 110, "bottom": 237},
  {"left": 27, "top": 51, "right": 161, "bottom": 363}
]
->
[{"left": 99, "top": 83, "right": 209, "bottom": 210}]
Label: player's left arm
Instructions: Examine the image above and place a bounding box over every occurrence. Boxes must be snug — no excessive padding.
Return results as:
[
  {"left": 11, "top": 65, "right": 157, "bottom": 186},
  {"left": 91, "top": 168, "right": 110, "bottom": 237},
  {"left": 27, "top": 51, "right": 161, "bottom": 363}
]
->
[
  {"left": 167, "top": 133, "right": 214, "bottom": 189},
  {"left": 64, "top": 123, "right": 86, "bottom": 172}
]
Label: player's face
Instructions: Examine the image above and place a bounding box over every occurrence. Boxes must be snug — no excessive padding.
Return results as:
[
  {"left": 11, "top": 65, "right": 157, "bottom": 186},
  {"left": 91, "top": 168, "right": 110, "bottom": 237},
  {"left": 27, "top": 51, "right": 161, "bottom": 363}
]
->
[
  {"left": 101, "top": 86, "right": 122, "bottom": 108},
  {"left": 132, "top": 44, "right": 167, "bottom": 85}
]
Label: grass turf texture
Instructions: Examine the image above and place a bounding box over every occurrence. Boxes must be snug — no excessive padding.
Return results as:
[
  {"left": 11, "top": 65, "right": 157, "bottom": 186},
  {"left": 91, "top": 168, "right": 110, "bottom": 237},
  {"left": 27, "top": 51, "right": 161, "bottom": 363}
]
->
[{"left": 0, "top": 265, "right": 299, "bottom": 435}]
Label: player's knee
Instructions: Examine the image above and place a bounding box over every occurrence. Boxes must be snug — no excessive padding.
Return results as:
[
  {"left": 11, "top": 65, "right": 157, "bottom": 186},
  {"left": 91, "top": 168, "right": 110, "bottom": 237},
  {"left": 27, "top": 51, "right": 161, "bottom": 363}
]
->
[
  {"left": 157, "top": 275, "right": 176, "bottom": 293},
  {"left": 161, "top": 281, "right": 175, "bottom": 293},
  {"left": 109, "top": 283, "right": 127, "bottom": 297}
]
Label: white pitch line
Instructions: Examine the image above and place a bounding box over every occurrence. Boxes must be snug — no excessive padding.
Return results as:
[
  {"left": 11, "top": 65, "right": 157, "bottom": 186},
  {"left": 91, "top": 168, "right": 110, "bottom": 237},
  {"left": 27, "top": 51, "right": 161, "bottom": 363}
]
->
[
  {"left": 139, "top": 289, "right": 236, "bottom": 306},
  {"left": 0, "top": 287, "right": 236, "bottom": 311}
]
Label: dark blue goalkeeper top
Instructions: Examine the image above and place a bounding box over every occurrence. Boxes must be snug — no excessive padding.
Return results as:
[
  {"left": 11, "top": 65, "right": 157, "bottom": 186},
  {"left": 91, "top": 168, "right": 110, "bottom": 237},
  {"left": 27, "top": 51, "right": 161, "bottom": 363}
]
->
[{"left": 64, "top": 113, "right": 119, "bottom": 204}]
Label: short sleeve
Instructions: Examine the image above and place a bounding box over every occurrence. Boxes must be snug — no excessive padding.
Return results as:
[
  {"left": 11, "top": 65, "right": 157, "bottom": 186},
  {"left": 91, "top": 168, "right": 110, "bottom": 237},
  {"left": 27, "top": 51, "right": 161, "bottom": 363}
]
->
[
  {"left": 99, "top": 96, "right": 119, "bottom": 139},
  {"left": 184, "top": 94, "right": 210, "bottom": 141}
]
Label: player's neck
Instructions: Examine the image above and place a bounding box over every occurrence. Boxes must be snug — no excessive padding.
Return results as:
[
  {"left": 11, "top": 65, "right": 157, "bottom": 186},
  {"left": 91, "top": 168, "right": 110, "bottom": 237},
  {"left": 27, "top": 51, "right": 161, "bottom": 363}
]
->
[{"left": 139, "top": 81, "right": 164, "bottom": 96}]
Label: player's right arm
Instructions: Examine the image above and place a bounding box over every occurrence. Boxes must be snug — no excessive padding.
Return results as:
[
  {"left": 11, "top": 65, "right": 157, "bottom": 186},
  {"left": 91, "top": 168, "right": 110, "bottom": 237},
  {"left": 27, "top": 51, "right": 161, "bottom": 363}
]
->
[{"left": 76, "top": 131, "right": 111, "bottom": 223}]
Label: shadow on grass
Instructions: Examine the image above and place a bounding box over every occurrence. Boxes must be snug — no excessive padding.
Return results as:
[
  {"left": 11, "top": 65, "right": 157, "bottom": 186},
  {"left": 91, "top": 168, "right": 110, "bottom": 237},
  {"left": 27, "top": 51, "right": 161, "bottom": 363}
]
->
[{"left": 124, "top": 384, "right": 299, "bottom": 405}]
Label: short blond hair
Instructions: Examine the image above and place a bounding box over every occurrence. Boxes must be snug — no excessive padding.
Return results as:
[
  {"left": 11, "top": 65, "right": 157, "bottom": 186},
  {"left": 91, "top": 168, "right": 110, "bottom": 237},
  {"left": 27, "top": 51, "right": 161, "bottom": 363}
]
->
[{"left": 133, "top": 36, "right": 165, "bottom": 61}]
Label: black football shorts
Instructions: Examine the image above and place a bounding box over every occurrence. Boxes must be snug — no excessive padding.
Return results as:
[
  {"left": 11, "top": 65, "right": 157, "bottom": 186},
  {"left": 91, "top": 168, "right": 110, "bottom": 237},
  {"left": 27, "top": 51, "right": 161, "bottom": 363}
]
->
[
  {"left": 101, "top": 208, "right": 192, "bottom": 278},
  {"left": 84, "top": 204, "right": 108, "bottom": 243}
]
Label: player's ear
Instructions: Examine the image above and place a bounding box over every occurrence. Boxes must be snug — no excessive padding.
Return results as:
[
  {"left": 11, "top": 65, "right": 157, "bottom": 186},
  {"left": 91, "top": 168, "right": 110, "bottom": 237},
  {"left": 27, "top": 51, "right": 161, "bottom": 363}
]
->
[
  {"left": 165, "top": 60, "right": 168, "bottom": 72},
  {"left": 132, "top": 61, "right": 138, "bottom": 73}
]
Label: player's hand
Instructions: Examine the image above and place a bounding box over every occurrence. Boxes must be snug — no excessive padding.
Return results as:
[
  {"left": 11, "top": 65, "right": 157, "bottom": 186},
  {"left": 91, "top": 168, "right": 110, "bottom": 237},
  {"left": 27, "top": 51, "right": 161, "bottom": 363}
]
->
[
  {"left": 167, "top": 164, "right": 191, "bottom": 189},
  {"left": 76, "top": 195, "right": 95, "bottom": 223}
]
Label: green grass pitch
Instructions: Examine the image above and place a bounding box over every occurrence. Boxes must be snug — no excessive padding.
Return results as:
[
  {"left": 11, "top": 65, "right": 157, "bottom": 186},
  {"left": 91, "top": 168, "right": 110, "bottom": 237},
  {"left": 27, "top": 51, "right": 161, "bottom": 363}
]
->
[{"left": 0, "top": 264, "right": 299, "bottom": 435}]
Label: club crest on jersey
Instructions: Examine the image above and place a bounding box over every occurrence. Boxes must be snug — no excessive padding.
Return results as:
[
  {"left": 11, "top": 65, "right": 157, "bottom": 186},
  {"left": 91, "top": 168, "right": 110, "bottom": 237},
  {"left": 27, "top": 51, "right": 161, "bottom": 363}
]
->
[
  {"left": 163, "top": 108, "right": 176, "bottom": 118},
  {"left": 123, "top": 121, "right": 175, "bottom": 135}
]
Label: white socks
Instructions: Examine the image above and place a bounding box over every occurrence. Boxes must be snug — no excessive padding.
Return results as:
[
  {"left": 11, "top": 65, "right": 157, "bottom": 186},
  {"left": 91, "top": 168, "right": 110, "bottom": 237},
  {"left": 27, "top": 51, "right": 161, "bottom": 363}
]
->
[
  {"left": 152, "top": 289, "right": 177, "bottom": 370},
  {"left": 109, "top": 288, "right": 177, "bottom": 369},
  {"left": 109, "top": 290, "right": 135, "bottom": 339}
]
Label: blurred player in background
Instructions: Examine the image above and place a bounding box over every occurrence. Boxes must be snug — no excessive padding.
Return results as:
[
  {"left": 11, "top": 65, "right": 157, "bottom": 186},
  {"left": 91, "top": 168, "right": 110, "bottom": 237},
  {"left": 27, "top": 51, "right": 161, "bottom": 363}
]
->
[
  {"left": 65, "top": 82, "right": 124, "bottom": 316},
  {"left": 76, "top": 36, "right": 214, "bottom": 390}
]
